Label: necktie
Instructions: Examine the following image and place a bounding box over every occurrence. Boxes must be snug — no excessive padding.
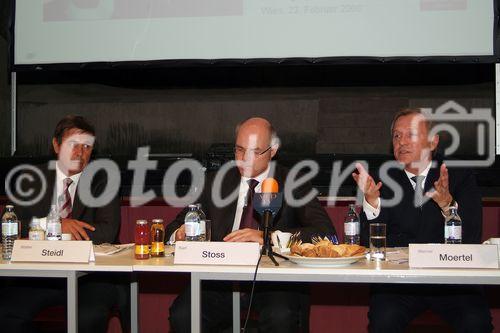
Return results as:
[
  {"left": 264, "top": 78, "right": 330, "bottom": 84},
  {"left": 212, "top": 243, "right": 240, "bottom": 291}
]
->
[
  {"left": 239, "top": 179, "right": 259, "bottom": 230},
  {"left": 411, "top": 175, "right": 425, "bottom": 208},
  {"left": 59, "top": 178, "right": 73, "bottom": 219}
]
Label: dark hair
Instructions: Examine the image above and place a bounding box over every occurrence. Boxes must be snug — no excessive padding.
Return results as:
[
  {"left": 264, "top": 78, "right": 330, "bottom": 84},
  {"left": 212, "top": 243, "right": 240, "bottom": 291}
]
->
[
  {"left": 53, "top": 115, "right": 95, "bottom": 144},
  {"left": 390, "top": 108, "right": 433, "bottom": 135}
]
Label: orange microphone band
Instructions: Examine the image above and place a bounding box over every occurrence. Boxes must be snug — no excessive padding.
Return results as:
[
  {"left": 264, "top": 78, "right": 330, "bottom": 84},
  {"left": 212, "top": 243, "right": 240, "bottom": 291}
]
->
[{"left": 261, "top": 178, "right": 279, "bottom": 193}]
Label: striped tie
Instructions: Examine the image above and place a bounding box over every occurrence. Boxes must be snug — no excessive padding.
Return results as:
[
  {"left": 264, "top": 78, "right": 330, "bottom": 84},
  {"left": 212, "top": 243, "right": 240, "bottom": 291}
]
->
[{"left": 59, "top": 178, "right": 73, "bottom": 219}]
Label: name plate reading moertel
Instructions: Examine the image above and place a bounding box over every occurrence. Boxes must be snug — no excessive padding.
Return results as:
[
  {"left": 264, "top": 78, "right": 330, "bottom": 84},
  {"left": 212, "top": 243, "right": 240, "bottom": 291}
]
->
[
  {"left": 11, "top": 240, "right": 95, "bottom": 263},
  {"left": 409, "top": 244, "right": 498, "bottom": 269},
  {"left": 174, "top": 241, "right": 260, "bottom": 266}
]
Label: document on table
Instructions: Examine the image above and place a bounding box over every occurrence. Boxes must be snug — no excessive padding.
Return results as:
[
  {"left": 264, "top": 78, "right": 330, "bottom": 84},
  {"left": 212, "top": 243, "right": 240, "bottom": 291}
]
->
[
  {"left": 386, "top": 248, "right": 409, "bottom": 265},
  {"left": 94, "top": 243, "right": 135, "bottom": 256}
]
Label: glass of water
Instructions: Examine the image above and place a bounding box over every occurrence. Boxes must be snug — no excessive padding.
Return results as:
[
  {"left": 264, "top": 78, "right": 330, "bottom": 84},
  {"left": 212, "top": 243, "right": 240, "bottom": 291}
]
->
[
  {"left": 204, "top": 220, "right": 212, "bottom": 242},
  {"left": 370, "top": 223, "right": 386, "bottom": 261}
]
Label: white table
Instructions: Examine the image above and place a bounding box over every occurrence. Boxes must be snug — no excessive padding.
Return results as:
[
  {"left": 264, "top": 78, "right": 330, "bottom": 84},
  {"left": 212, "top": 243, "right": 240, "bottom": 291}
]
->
[
  {"left": 5, "top": 248, "right": 500, "bottom": 333},
  {"left": 0, "top": 250, "right": 138, "bottom": 333},
  {"left": 133, "top": 251, "right": 500, "bottom": 333}
]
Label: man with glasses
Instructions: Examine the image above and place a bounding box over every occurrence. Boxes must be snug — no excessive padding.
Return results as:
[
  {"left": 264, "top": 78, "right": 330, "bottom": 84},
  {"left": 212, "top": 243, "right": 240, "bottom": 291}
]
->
[{"left": 167, "top": 117, "right": 335, "bottom": 332}]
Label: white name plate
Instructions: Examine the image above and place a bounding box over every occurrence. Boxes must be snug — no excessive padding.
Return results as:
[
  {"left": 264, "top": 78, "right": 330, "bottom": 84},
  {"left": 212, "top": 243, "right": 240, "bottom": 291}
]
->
[
  {"left": 174, "top": 241, "right": 260, "bottom": 266},
  {"left": 409, "top": 243, "right": 498, "bottom": 269},
  {"left": 11, "top": 240, "right": 95, "bottom": 263}
]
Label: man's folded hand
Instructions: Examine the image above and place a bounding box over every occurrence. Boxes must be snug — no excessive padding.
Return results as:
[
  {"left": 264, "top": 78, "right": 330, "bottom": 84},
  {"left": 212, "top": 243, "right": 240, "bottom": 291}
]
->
[
  {"left": 223, "top": 229, "right": 264, "bottom": 245},
  {"left": 61, "top": 218, "right": 95, "bottom": 241}
]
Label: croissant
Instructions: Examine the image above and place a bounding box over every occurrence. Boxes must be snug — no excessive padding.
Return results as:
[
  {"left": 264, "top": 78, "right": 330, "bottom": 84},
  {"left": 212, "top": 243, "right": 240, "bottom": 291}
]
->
[
  {"left": 331, "top": 244, "right": 347, "bottom": 257},
  {"left": 301, "top": 243, "right": 317, "bottom": 257},
  {"left": 315, "top": 244, "right": 340, "bottom": 258},
  {"left": 344, "top": 244, "right": 366, "bottom": 257},
  {"left": 290, "top": 240, "right": 366, "bottom": 258}
]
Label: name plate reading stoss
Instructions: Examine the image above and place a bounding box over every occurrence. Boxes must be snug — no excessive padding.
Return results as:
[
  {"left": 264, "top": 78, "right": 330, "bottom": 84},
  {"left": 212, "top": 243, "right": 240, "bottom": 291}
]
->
[
  {"left": 11, "top": 240, "right": 95, "bottom": 263},
  {"left": 409, "top": 244, "right": 498, "bottom": 269},
  {"left": 174, "top": 241, "right": 260, "bottom": 266}
]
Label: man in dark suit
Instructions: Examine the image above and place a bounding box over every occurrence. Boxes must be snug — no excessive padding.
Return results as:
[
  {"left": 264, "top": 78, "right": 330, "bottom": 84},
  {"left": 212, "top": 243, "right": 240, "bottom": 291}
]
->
[
  {"left": 167, "top": 117, "right": 335, "bottom": 332},
  {"left": 1, "top": 115, "right": 124, "bottom": 333},
  {"left": 352, "top": 108, "right": 492, "bottom": 333}
]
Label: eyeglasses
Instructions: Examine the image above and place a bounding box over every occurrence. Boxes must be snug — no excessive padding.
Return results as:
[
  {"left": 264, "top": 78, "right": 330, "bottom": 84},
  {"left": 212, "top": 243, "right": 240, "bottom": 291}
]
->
[{"left": 234, "top": 145, "right": 272, "bottom": 158}]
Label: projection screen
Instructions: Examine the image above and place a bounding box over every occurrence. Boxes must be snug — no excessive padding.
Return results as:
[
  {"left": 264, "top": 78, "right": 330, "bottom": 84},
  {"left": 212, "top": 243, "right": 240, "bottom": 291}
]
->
[{"left": 14, "top": 0, "right": 495, "bottom": 65}]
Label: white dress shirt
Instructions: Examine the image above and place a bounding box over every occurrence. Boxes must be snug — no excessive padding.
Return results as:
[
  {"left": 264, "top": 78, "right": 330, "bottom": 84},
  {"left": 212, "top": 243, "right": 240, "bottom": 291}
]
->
[
  {"left": 54, "top": 162, "right": 81, "bottom": 207},
  {"left": 39, "top": 163, "right": 82, "bottom": 230},
  {"left": 231, "top": 166, "right": 270, "bottom": 231}
]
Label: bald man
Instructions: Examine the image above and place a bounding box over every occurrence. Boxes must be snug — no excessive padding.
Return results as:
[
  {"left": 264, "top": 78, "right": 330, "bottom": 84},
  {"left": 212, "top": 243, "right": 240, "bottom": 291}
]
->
[{"left": 167, "top": 117, "right": 335, "bottom": 332}]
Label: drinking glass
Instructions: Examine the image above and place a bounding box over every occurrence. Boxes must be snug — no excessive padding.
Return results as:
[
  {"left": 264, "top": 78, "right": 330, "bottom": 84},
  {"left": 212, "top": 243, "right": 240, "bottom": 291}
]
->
[
  {"left": 204, "top": 220, "right": 212, "bottom": 242},
  {"left": 370, "top": 223, "right": 386, "bottom": 261}
]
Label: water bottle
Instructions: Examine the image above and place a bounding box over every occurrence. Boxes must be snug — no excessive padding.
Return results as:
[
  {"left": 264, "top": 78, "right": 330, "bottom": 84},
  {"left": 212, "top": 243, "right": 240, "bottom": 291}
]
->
[
  {"left": 185, "top": 204, "right": 200, "bottom": 241},
  {"left": 46, "top": 205, "right": 62, "bottom": 241},
  {"left": 444, "top": 207, "right": 462, "bottom": 244},
  {"left": 2, "top": 205, "right": 19, "bottom": 260},
  {"left": 29, "top": 217, "right": 46, "bottom": 241},
  {"left": 344, "top": 204, "right": 360, "bottom": 245},
  {"left": 196, "top": 203, "right": 207, "bottom": 241}
]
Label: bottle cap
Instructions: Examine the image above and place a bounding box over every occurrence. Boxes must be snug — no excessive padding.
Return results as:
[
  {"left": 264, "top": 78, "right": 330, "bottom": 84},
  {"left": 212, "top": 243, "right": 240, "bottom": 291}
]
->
[
  {"left": 152, "top": 219, "right": 163, "bottom": 224},
  {"left": 30, "top": 217, "right": 40, "bottom": 226},
  {"left": 61, "top": 233, "right": 72, "bottom": 241},
  {"left": 136, "top": 219, "right": 148, "bottom": 225}
]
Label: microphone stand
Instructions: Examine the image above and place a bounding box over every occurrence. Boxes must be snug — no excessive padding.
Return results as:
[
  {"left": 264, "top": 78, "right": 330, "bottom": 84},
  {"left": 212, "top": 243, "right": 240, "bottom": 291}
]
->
[{"left": 261, "top": 210, "right": 288, "bottom": 266}]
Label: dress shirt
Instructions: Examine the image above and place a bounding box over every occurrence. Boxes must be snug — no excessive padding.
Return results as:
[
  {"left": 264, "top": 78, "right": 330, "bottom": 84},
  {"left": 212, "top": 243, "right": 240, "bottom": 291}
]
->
[
  {"left": 231, "top": 166, "right": 270, "bottom": 231},
  {"left": 54, "top": 162, "right": 81, "bottom": 206},
  {"left": 38, "top": 162, "right": 82, "bottom": 230}
]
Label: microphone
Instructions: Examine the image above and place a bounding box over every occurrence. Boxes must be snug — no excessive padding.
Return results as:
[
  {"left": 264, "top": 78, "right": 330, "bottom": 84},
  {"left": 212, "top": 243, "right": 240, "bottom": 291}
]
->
[
  {"left": 253, "top": 178, "right": 283, "bottom": 227},
  {"left": 253, "top": 178, "right": 288, "bottom": 265},
  {"left": 262, "top": 178, "right": 278, "bottom": 193},
  {"left": 253, "top": 178, "right": 283, "bottom": 217}
]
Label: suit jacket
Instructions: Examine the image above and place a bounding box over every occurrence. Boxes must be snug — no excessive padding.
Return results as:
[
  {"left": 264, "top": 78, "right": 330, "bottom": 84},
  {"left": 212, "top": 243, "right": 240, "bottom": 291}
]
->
[
  {"left": 360, "top": 160, "right": 482, "bottom": 247},
  {"left": 166, "top": 164, "right": 336, "bottom": 242},
  {"left": 13, "top": 164, "right": 121, "bottom": 244}
]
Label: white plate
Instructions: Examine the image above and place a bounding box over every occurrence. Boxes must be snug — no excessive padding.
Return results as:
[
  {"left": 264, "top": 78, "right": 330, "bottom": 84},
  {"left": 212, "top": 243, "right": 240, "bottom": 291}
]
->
[{"left": 284, "top": 254, "right": 367, "bottom": 267}]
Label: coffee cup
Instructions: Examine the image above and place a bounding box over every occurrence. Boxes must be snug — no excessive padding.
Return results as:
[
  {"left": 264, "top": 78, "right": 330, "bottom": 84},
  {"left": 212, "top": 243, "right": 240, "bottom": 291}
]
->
[
  {"left": 271, "top": 231, "right": 292, "bottom": 252},
  {"left": 483, "top": 238, "right": 500, "bottom": 259}
]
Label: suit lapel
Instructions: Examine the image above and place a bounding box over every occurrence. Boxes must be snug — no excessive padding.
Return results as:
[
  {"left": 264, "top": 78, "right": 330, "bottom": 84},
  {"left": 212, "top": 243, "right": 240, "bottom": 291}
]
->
[
  {"left": 270, "top": 165, "right": 285, "bottom": 225},
  {"left": 394, "top": 169, "right": 422, "bottom": 236},
  {"left": 395, "top": 169, "right": 415, "bottom": 202},
  {"left": 39, "top": 167, "right": 57, "bottom": 216},
  {"left": 424, "top": 163, "right": 440, "bottom": 194},
  {"left": 417, "top": 162, "right": 440, "bottom": 241},
  {"left": 71, "top": 172, "right": 88, "bottom": 220},
  {"left": 213, "top": 166, "right": 241, "bottom": 238}
]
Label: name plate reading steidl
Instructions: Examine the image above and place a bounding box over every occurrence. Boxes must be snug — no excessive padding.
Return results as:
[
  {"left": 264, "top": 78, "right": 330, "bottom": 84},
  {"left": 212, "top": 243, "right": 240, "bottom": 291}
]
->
[
  {"left": 11, "top": 240, "right": 95, "bottom": 263},
  {"left": 409, "top": 244, "right": 498, "bottom": 269},
  {"left": 174, "top": 241, "right": 260, "bottom": 266}
]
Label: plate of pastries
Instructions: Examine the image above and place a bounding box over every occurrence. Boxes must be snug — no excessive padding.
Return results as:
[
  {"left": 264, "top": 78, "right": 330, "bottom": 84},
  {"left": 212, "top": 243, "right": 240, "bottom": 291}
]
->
[{"left": 284, "top": 237, "right": 367, "bottom": 267}]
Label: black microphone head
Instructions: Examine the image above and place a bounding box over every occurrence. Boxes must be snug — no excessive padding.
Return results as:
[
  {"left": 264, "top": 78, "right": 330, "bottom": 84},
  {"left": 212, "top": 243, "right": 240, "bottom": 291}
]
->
[{"left": 253, "top": 192, "right": 283, "bottom": 216}]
